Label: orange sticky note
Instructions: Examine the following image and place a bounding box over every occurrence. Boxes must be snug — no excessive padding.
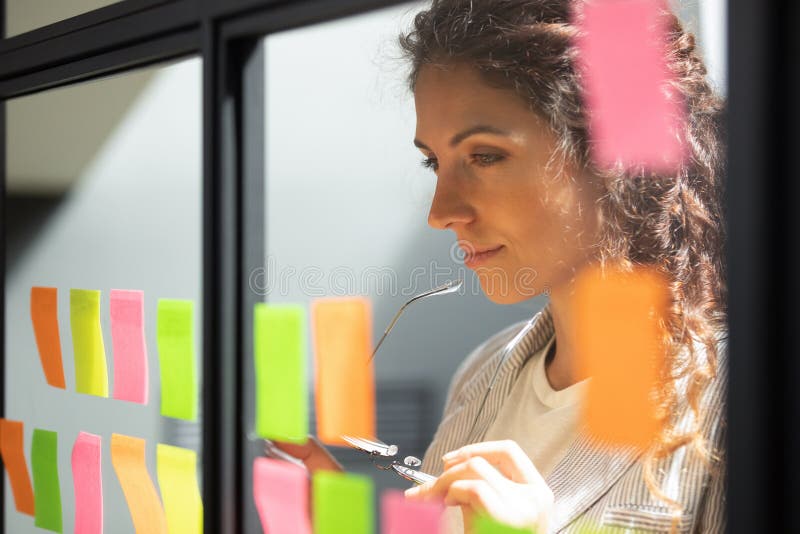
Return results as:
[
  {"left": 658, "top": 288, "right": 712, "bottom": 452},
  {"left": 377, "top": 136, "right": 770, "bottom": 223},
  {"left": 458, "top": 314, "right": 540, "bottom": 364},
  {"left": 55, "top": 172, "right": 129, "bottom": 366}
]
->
[
  {"left": 30, "top": 287, "right": 67, "bottom": 389},
  {"left": 110, "top": 434, "right": 167, "bottom": 534},
  {"left": 574, "top": 265, "right": 669, "bottom": 448},
  {"left": 0, "top": 419, "right": 35, "bottom": 516},
  {"left": 311, "top": 297, "right": 375, "bottom": 446}
]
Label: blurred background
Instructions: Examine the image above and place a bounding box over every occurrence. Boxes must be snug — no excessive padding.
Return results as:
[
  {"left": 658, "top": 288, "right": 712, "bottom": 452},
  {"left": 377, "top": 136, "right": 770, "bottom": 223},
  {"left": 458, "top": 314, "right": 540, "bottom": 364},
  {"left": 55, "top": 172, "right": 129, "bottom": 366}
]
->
[{"left": 4, "top": 0, "right": 726, "bottom": 531}]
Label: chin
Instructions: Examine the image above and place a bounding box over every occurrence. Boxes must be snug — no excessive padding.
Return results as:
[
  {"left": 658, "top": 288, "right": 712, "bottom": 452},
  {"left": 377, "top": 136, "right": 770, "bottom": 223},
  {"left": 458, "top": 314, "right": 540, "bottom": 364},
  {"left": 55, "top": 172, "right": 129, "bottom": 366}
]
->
[{"left": 478, "top": 275, "right": 544, "bottom": 304}]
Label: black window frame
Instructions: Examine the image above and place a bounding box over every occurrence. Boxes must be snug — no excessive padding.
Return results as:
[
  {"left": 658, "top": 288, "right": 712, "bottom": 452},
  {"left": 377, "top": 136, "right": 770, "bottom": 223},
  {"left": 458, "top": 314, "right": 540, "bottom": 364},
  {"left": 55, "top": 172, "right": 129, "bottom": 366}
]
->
[{"left": 1, "top": 0, "right": 796, "bottom": 532}]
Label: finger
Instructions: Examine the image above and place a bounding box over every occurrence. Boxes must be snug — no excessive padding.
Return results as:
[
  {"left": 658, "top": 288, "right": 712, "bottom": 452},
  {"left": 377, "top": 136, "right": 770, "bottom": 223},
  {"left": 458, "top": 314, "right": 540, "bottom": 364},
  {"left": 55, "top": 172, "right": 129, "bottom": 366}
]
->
[
  {"left": 442, "top": 440, "right": 541, "bottom": 484},
  {"left": 460, "top": 506, "right": 475, "bottom": 534},
  {"left": 272, "top": 436, "right": 344, "bottom": 473},
  {"left": 444, "top": 479, "right": 506, "bottom": 519},
  {"left": 408, "top": 456, "right": 506, "bottom": 501}
]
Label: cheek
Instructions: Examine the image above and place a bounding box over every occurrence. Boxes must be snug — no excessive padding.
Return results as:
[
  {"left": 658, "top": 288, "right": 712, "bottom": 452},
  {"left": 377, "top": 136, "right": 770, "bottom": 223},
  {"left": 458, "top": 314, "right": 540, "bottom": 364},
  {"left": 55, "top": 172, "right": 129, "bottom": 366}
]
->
[
  {"left": 539, "top": 178, "right": 594, "bottom": 242},
  {"left": 505, "top": 187, "right": 565, "bottom": 256},
  {"left": 510, "top": 183, "right": 596, "bottom": 275},
  {"left": 480, "top": 162, "right": 597, "bottom": 267}
]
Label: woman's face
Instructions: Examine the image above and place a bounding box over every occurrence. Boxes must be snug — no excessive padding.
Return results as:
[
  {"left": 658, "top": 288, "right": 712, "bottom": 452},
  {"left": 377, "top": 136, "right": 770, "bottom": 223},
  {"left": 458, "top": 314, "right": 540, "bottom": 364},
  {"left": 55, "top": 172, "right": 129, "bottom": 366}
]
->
[{"left": 413, "top": 63, "right": 603, "bottom": 304}]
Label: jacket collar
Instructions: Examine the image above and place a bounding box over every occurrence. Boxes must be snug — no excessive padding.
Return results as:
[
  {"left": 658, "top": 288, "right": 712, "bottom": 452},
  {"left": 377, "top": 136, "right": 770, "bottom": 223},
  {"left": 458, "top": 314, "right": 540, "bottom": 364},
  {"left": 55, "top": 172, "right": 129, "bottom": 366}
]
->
[
  {"left": 421, "top": 306, "right": 555, "bottom": 476},
  {"left": 456, "top": 305, "right": 555, "bottom": 414}
]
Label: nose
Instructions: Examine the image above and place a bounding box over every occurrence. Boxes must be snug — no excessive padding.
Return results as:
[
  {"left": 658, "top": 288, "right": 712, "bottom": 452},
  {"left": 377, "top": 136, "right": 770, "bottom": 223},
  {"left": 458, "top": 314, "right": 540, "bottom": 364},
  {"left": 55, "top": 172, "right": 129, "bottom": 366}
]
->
[{"left": 427, "top": 173, "right": 474, "bottom": 230}]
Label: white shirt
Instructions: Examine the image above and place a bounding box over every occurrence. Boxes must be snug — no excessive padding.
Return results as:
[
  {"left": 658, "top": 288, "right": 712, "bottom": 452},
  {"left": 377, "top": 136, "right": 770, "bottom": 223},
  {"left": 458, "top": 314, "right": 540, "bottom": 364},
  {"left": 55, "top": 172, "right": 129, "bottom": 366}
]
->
[{"left": 443, "top": 335, "right": 590, "bottom": 533}]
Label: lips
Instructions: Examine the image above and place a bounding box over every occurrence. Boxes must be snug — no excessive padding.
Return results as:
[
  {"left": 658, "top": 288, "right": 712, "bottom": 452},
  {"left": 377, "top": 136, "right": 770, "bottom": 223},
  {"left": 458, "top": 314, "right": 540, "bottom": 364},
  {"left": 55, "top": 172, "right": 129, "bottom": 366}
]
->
[{"left": 461, "top": 244, "right": 504, "bottom": 268}]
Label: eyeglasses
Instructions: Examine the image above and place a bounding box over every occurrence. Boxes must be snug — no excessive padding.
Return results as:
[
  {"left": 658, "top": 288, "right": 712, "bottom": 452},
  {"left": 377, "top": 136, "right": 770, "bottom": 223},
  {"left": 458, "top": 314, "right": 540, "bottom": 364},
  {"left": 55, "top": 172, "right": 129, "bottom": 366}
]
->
[
  {"left": 345, "top": 279, "right": 541, "bottom": 485},
  {"left": 341, "top": 435, "right": 435, "bottom": 485},
  {"left": 368, "top": 278, "right": 464, "bottom": 362},
  {"left": 342, "top": 279, "right": 463, "bottom": 484}
]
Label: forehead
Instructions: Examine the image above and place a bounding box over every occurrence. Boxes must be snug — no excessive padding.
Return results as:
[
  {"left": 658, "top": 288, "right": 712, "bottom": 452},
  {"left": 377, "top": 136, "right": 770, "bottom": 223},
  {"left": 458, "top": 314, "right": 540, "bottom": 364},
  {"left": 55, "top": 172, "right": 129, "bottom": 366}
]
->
[{"left": 413, "top": 63, "right": 538, "bottom": 134}]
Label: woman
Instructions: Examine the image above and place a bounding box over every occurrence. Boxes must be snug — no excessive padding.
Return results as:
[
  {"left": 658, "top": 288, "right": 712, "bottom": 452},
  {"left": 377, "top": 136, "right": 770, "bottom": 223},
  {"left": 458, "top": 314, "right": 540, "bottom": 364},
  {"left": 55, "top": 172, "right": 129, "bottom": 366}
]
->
[{"left": 277, "top": 1, "right": 727, "bottom": 532}]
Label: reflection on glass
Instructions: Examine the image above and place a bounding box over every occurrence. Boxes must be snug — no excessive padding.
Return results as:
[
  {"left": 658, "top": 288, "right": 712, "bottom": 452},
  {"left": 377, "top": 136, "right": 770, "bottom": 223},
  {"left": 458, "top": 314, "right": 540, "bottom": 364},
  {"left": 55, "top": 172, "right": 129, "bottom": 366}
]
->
[{"left": 5, "top": 57, "right": 202, "bottom": 533}]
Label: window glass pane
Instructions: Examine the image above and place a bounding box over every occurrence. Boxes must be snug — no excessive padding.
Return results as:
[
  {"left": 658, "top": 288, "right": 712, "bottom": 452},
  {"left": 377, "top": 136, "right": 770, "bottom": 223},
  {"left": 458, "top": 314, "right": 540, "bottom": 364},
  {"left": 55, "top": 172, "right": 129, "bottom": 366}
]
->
[
  {"left": 258, "top": 2, "right": 727, "bottom": 533},
  {"left": 5, "top": 57, "right": 202, "bottom": 533},
  {"left": 260, "top": 0, "right": 538, "bottom": 512},
  {"left": 5, "top": 0, "right": 124, "bottom": 38}
]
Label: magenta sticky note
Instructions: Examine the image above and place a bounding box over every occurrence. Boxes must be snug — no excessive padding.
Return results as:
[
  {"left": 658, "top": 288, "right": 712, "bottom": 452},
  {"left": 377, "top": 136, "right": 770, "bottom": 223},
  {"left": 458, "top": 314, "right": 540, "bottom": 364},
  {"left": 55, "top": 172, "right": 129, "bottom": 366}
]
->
[
  {"left": 110, "top": 289, "right": 148, "bottom": 404},
  {"left": 253, "top": 458, "right": 311, "bottom": 534},
  {"left": 381, "top": 490, "right": 444, "bottom": 534},
  {"left": 575, "top": 0, "right": 687, "bottom": 172},
  {"left": 72, "top": 432, "right": 102, "bottom": 534}
]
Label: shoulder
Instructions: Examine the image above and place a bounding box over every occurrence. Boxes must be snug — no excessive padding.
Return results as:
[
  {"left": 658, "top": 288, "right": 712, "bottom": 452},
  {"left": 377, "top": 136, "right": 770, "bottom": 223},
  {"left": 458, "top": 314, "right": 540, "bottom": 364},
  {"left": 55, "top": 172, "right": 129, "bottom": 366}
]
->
[
  {"left": 575, "top": 342, "right": 728, "bottom": 533},
  {"left": 596, "top": 330, "right": 729, "bottom": 532}
]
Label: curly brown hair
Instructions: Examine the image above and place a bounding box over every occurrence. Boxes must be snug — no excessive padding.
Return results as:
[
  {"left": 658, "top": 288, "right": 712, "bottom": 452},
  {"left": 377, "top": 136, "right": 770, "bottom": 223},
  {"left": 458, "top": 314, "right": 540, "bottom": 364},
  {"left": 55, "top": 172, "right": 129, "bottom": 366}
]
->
[{"left": 399, "top": 0, "right": 727, "bottom": 522}]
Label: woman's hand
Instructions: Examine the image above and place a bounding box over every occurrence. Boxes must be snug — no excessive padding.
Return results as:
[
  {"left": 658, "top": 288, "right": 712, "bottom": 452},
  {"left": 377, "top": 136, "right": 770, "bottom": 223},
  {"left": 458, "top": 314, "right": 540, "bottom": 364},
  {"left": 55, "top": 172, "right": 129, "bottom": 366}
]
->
[
  {"left": 268, "top": 436, "right": 344, "bottom": 473},
  {"left": 404, "top": 440, "right": 553, "bottom": 533}
]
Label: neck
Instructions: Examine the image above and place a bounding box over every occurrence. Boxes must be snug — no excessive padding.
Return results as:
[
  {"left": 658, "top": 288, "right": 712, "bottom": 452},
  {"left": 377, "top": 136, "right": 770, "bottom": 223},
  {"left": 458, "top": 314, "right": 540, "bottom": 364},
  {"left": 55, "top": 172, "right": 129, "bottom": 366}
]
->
[{"left": 544, "top": 280, "right": 590, "bottom": 391}]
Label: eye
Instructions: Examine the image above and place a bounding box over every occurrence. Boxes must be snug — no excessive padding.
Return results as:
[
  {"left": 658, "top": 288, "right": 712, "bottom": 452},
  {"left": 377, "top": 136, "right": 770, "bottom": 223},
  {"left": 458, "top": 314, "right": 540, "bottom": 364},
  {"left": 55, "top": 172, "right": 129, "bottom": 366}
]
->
[
  {"left": 421, "top": 156, "right": 439, "bottom": 171},
  {"left": 471, "top": 153, "right": 505, "bottom": 167}
]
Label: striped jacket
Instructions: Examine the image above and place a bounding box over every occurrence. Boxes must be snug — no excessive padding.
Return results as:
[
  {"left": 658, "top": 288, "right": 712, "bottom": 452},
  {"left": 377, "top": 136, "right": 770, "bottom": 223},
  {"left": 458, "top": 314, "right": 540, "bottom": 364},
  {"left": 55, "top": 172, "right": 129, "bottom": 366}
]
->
[{"left": 421, "top": 305, "right": 727, "bottom": 533}]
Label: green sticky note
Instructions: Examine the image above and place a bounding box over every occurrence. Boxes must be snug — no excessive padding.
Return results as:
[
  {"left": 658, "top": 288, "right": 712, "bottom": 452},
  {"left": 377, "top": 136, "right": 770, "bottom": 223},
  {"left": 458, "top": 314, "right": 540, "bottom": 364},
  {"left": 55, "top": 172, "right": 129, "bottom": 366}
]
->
[
  {"left": 157, "top": 299, "right": 197, "bottom": 421},
  {"left": 572, "top": 517, "right": 616, "bottom": 533},
  {"left": 474, "top": 515, "right": 533, "bottom": 534},
  {"left": 70, "top": 289, "right": 109, "bottom": 397},
  {"left": 254, "top": 303, "right": 308, "bottom": 443},
  {"left": 31, "top": 429, "right": 62, "bottom": 533},
  {"left": 313, "top": 471, "right": 373, "bottom": 534}
]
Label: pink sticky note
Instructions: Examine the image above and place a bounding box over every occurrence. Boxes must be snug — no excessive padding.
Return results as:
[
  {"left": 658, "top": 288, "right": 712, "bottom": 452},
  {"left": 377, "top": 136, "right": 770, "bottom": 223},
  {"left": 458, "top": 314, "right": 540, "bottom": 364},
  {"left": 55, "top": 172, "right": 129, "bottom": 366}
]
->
[
  {"left": 72, "top": 432, "right": 102, "bottom": 534},
  {"left": 110, "top": 290, "right": 148, "bottom": 404},
  {"left": 253, "top": 458, "right": 311, "bottom": 534},
  {"left": 381, "top": 490, "right": 444, "bottom": 534},
  {"left": 575, "top": 0, "right": 686, "bottom": 172}
]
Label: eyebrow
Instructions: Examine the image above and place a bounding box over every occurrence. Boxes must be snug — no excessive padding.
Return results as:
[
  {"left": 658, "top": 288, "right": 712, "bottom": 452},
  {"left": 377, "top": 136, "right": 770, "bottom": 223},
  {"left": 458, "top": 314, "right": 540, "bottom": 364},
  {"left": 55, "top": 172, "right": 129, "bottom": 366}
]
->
[{"left": 413, "top": 124, "right": 511, "bottom": 151}]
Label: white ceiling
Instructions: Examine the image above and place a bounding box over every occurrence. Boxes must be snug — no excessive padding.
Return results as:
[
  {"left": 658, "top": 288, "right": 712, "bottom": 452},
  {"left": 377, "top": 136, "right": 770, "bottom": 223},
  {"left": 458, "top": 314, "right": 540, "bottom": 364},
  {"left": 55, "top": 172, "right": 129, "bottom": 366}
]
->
[
  {"left": 6, "top": 69, "right": 155, "bottom": 195},
  {"left": 5, "top": 0, "right": 154, "bottom": 196}
]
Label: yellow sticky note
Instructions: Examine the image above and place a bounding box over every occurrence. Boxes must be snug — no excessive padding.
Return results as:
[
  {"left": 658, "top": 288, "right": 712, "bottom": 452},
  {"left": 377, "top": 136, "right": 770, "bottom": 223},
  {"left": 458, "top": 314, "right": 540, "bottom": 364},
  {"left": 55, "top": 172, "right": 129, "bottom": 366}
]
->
[
  {"left": 157, "top": 444, "right": 203, "bottom": 534},
  {"left": 70, "top": 289, "right": 109, "bottom": 397}
]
